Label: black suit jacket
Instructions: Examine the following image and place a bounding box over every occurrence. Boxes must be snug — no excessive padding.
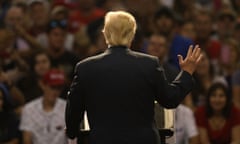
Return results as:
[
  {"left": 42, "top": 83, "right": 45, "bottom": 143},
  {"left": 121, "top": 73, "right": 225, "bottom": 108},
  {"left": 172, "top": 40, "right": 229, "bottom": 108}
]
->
[{"left": 65, "top": 45, "right": 194, "bottom": 144}]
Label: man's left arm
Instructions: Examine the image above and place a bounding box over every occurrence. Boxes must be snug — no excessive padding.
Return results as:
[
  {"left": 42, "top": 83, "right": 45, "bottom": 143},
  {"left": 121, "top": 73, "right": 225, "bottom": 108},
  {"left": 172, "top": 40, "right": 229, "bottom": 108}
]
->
[
  {"left": 155, "top": 45, "right": 202, "bottom": 108},
  {"left": 155, "top": 68, "right": 194, "bottom": 108}
]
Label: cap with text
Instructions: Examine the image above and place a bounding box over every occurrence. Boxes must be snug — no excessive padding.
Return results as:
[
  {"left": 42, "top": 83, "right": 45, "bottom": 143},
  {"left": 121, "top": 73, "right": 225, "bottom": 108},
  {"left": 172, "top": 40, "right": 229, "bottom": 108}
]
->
[{"left": 43, "top": 69, "right": 65, "bottom": 86}]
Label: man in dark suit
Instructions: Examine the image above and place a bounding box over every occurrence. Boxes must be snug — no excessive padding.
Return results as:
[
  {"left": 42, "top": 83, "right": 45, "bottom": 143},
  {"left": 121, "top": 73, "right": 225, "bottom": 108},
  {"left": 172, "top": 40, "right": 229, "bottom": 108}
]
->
[{"left": 65, "top": 11, "right": 202, "bottom": 144}]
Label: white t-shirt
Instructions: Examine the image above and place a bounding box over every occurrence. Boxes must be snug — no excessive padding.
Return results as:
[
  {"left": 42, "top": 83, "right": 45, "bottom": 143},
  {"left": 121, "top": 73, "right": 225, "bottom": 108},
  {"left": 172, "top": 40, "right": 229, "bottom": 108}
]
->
[
  {"left": 20, "top": 97, "right": 67, "bottom": 144},
  {"left": 175, "top": 104, "right": 198, "bottom": 144}
]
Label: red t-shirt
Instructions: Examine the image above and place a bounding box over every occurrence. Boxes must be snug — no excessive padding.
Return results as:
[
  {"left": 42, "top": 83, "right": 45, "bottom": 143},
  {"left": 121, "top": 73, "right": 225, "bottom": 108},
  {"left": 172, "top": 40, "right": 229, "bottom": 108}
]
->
[
  {"left": 195, "top": 106, "right": 240, "bottom": 144},
  {"left": 206, "top": 40, "right": 221, "bottom": 60}
]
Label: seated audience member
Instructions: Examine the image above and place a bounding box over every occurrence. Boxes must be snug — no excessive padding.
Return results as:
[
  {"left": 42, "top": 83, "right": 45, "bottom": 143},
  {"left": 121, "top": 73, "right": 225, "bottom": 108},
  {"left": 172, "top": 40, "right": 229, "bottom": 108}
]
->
[
  {"left": 20, "top": 69, "right": 67, "bottom": 144},
  {"left": 195, "top": 82, "right": 240, "bottom": 144},
  {"left": 0, "top": 83, "right": 20, "bottom": 144}
]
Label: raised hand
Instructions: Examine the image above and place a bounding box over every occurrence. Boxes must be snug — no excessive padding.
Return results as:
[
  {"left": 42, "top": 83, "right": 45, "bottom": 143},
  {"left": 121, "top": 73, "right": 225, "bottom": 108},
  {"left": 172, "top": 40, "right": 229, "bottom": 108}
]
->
[{"left": 177, "top": 45, "right": 202, "bottom": 75}]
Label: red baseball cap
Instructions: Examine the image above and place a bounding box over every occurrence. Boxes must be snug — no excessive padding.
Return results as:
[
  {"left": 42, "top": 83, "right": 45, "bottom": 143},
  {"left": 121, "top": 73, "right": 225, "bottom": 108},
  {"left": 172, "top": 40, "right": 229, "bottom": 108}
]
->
[{"left": 43, "top": 69, "right": 65, "bottom": 86}]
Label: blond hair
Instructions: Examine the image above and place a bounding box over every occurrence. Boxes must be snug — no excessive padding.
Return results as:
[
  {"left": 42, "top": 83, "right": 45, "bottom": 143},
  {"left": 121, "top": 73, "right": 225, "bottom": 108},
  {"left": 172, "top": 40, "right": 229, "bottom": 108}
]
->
[{"left": 102, "top": 11, "right": 137, "bottom": 46}]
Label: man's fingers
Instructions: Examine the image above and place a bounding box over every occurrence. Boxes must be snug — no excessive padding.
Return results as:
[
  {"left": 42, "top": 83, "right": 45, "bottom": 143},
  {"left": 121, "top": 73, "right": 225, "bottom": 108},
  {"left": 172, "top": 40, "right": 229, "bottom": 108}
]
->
[
  {"left": 192, "top": 48, "right": 201, "bottom": 59},
  {"left": 196, "top": 53, "right": 203, "bottom": 64},
  {"left": 192, "top": 45, "right": 201, "bottom": 58},
  {"left": 186, "top": 45, "right": 193, "bottom": 58},
  {"left": 178, "top": 55, "right": 184, "bottom": 64}
]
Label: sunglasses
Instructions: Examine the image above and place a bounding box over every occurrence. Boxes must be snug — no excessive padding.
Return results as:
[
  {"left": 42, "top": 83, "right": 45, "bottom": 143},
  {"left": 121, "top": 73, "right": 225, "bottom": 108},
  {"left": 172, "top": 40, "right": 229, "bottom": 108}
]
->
[{"left": 49, "top": 20, "right": 68, "bottom": 29}]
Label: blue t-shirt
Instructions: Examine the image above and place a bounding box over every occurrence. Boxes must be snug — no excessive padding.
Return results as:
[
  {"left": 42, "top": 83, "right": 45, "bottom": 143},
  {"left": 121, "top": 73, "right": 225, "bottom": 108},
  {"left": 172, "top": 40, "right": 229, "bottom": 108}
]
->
[{"left": 169, "top": 34, "right": 194, "bottom": 70}]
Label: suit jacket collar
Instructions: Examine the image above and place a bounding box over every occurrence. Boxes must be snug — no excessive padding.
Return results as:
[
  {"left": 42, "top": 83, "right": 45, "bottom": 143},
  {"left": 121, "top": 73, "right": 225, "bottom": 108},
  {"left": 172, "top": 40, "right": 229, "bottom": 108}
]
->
[{"left": 107, "top": 45, "right": 130, "bottom": 53}]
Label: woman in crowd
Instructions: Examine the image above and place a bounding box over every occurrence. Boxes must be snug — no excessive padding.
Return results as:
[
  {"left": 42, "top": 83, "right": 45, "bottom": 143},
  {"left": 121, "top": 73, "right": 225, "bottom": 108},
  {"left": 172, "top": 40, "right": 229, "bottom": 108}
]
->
[
  {"left": 17, "top": 50, "right": 52, "bottom": 102},
  {"left": 195, "top": 82, "right": 240, "bottom": 144}
]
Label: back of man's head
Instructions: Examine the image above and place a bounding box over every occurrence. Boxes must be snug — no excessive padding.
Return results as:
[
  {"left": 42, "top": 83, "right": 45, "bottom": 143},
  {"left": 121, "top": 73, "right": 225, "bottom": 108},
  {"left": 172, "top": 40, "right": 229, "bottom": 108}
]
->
[{"left": 102, "top": 11, "right": 137, "bottom": 46}]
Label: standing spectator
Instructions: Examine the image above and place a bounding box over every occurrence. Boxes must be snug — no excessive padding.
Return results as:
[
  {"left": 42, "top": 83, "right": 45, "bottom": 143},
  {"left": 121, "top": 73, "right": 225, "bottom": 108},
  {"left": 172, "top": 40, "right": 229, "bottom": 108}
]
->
[
  {"left": 0, "top": 83, "right": 21, "bottom": 144},
  {"left": 195, "top": 82, "right": 240, "bottom": 144},
  {"left": 20, "top": 69, "right": 67, "bottom": 144}
]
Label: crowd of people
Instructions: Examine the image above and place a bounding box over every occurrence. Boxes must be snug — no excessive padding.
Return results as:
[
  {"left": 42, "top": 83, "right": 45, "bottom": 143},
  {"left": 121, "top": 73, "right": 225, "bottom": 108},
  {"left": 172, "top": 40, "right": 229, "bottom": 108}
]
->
[{"left": 1, "top": 0, "right": 240, "bottom": 144}]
